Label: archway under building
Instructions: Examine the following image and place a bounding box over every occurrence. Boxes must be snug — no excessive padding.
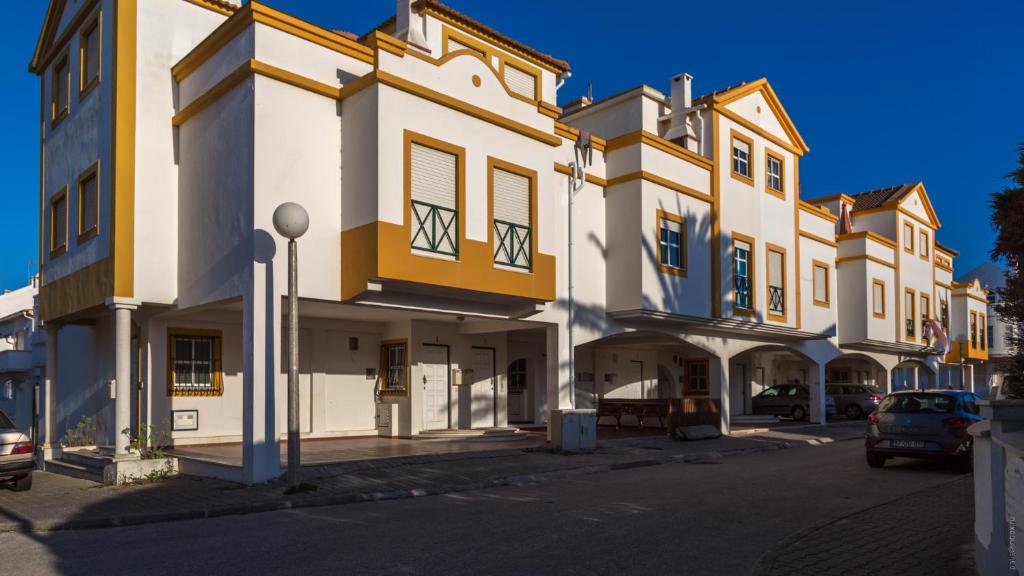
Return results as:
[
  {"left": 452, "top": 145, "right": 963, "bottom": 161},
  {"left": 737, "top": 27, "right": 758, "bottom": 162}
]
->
[
  {"left": 728, "top": 344, "right": 830, "bottom": 424},
  {"left": 892, "top": 359, "right": 937, "bottom": 392}
]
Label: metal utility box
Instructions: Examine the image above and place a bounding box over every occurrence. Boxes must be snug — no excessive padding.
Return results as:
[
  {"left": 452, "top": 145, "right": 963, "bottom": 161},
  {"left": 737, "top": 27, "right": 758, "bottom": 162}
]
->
[{"left": 549, "top": 409, "right": 597, "bottom": 451}]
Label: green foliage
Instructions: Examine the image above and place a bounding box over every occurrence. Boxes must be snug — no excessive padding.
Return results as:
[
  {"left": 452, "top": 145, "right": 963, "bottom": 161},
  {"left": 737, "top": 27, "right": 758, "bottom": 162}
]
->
[
  {"left": 990, "top": 141, "right": 1024, "bottom": 398},
  {"left": 61, "top": 416, "right": 97, "bottom": 447},
  {"left": 121, "top": 418, "right": 171, "bottom": 460}
]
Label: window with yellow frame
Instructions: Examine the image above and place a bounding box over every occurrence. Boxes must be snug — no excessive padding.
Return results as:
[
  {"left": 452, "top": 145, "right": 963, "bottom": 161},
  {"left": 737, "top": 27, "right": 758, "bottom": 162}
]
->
[
  {"left": 657, "top": 210, "right": 686, "bottom": 276},
  {"left": 77, "top": 161, "right": 100, "bottom": 243},
  {"left": 167, "top": 329, "right": 223, "bottom": 397},
  {"left": 730, "top": 130, "right": 754, "bottom": 185},
  {"left": 79, "top": 10, "right": 101, "bottom": 99},
  {"left": 903, "top": 222, "right": 915, "bottom": 254},
  {"left": 50, "top": 187, "right": 68, "bottom": 258},
  {"left": 765, "top": 151, "right": 784, "bottom": 199}
]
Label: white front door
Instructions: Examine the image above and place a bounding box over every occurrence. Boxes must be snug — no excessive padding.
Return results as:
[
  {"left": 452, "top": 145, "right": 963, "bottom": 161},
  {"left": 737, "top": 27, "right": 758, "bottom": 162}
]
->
[
  {"left": 421, "top": 345, "right": 449, "bottom": 430},
  {"left": 470, "top": 348, "right": 496, "bottom": 428}
]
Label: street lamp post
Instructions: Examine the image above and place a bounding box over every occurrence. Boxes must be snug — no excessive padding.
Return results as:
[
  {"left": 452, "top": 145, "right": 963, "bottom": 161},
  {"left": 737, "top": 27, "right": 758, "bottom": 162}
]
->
[{"left": 273, "top": 202, "right": 309, "bottom": 490}]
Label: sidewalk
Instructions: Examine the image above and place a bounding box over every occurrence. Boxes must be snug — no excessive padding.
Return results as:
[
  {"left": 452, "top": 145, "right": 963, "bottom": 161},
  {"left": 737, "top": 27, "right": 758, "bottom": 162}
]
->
[
  {"left": 0, "top": 422, "right": 865, "bottom": 533},
  {"left": 753, "top": 475, "right": 975, "bottom": 576}
]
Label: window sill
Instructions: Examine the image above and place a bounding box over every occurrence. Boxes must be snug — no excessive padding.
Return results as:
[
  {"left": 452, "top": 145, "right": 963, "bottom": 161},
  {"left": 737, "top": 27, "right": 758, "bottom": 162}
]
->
[
  {"left": 813, "top": 300, "right": 830, "bottom": 309},
  {"left": 79, "top": 78, "right": 100, "bottom": 102},
  {"left": 766, "top": 187, "right": 785, "bottom": 200},
  {"left": 168, "top": 389, "right": 223, "bottom": 398},
  {"left": 730, "top": 171, "right": 754, "bottom": 186},
  {"left": 77, "top": 227, "right": 98, "bottom": 245},
  {"left": 658, "top": 264, "right": 688, "bottom": 278},
  {"left": 49, "top": 246, "right": 67, "bottom": 259},
  {"left": 51, "top": 109, "right": 69, "bottom": 131}
]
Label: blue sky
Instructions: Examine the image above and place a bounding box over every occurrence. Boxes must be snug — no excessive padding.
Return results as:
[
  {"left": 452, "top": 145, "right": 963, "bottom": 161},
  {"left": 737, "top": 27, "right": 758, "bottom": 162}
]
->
[{"left": 1, "top": 0, "right": 1020, "bottom": 291}]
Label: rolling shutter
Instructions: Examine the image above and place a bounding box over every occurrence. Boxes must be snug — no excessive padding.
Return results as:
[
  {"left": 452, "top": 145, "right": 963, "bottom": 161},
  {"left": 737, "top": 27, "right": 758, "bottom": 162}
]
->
[
  {"left": 503, "top": 64, "right": 537, "bottom": 100},
  {"left": 493, "top": 168, "right": 530, "bottom": 226},
  {"left": 813, "top": 265, "right": 827, "bottom": 302},
  {"left": 447, "top": 37, "right": 484, "bottom": 57},
  {"left": 410, "top": 143, "right": 456, "bottom": 209}
]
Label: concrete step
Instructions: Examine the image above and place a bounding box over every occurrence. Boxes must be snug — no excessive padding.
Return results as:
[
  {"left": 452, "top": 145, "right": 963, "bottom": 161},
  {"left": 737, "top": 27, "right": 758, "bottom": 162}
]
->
[
  {"left": 417, "top": 427, "right": 529, "bottom": 441},
  {"left": 60, "top": 448, "right": 112, "bottom": 469},
  {"left": 731, "top": 415, "right": 780, "bottom": 425},
  {"left": 45, "top": 459, "right": 104, "bottom": 483}
]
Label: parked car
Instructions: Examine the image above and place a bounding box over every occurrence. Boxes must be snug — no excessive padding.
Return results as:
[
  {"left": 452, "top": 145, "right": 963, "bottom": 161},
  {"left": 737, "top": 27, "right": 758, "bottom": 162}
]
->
[
  {"left": 826, "top": 384, "right": 884, "bottom": 420},
  {"left": 752, "top": 384, "right": 837, "bottom": 421},
  {"left": 0, "top": 410, "right": 33, "bottom": 491},
  {"left": 865, "top": 390, "right": 982, "bottom": 472}
]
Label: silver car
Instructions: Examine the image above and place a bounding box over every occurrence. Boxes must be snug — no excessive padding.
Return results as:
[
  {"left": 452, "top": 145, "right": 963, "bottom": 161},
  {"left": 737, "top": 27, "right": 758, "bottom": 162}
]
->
[
  {"left": 0, "top": 410, "right": 34, "bottom": 491},
  {"left": 752, "top": 384, "right": 837, "bottom": 421},
  {"left": 826, "top": 384, "right": 884, "bottom": 420}
]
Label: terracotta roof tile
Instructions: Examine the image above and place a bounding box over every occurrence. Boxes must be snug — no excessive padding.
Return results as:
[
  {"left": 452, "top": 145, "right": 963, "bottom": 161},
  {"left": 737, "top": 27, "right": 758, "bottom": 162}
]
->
[{"left": 847, "top": 183, "right": 916, "bottom": 212}]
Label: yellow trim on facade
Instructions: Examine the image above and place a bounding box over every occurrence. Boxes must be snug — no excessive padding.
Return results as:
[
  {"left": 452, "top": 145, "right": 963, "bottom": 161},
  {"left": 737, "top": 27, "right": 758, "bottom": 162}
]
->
[
  {"left": 729, "top": 129, "right": 755, "bottom": 186},
  {"left": 167, "top": 327, "right": 225, "bottom": 397},
  {"left": 440, "top": 26, "right": 545, "bottom": 104},
  {"left": 837, "top": 230, "right": 897, "bottom": 250},
  {"left": 49, "top": 186, "right": 68, "bottom": 258},
  {"left": 872, "top": 279, "right": 886, "bottom": 319},
  {"left": 799, "top": 200, "right": 838, "bottom": 223},
  {"left": 182, "top": 0, "right": 238, "bottom": 17},
  {"left": 732, "top": 231, "right": 756, "bottom": 318},
  {"left": 31, "top": 0, "right": 102, "bottom": 75},
  {"left": 765, "top": 242, "right": 788, "bottom": 323},
  {"left": 656, "top": 209, "right": 687, "bottom": 278},
  {"left": 603, "top": 130, "right": 712, "bottom": 171},
  {"left": 764, "top": 148, "right": 785, "bottom": 200},
  {"left": 487, "top": 156, "right": 538, "bottom": 272},
  {"left": 339, "top": 130, "right": 556, "bottom": 302},
  {"left": 715, "top": 105, "right": 803, "bottom": 157},
  {"left": 111, "top": 0, "right": 137, "bottom": 298},
  {"left": 40, "top": 257, "right": 113, "bottom": 322},
  {"left": 836, "top": 254, "right": 896, "bottom": 269},
  {"left": 553, "top": 162, "right": 607, "bottom": 187},
  {"left": 76, "top": 160, "right": 100, "bottom": 244},
  {"left": 799, "top": 230, "right": 837, "bottom": 248},
  {"left": 808, "top": 193, "right": 855, "bottom": 205},
  {"left": 812, "top": 259, "right": 830, "bottom": 308},
  {"left": 902, "top": 221, "right": 915, "bottom": 254},
  {"left": 172, "top": 1, "right": 374, "bottom": 83},
  {"left": 605, "top": 171, "right": 713, "bottom": 204},
  {"left": 77, "top": 8, "right": 101, "bottom": 101},
  {"left": 710, "top": 110, "right": 721, "bottom": 318},
  {"left": 50, "top": 48, "right": 70, "bottom": 127},
  {"left": 793, "top": 158, "right": 801, "bottom": 329},
  {"left": 703, "top": 78, "right": 809, "bottom": 154},
  {"left": 903, "top": 287, "right": 916, "bottom": 342}
]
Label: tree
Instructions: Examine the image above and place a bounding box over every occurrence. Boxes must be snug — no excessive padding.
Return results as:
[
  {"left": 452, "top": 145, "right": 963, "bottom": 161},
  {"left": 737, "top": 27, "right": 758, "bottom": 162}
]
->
[{"left": 990, "top": 141, "right": 1024, "bottom": 398}]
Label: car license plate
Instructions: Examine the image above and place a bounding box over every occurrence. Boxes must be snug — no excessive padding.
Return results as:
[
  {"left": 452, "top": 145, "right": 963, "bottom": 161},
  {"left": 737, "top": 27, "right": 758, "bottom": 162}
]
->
[{"left": 891, "top": 440, "right": 925, "bottom": 449}]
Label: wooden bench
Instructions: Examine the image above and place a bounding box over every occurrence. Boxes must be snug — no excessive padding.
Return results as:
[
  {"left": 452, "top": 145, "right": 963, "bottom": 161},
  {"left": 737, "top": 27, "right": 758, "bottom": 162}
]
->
[{"left": 596, "top": 399, "right": 670, "bottom": 429}]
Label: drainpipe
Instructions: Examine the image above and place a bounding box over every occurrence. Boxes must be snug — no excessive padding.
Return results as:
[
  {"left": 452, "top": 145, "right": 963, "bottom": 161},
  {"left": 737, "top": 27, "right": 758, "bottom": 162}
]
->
[{"left": 556, "top": 71, "right": 571, "bottom": 92}]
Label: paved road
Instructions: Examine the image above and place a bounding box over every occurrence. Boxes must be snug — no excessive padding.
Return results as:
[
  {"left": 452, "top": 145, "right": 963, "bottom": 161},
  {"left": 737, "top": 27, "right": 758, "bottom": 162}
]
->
[{"left": 0, "top": 441, "right": 969, "bottom": 576}]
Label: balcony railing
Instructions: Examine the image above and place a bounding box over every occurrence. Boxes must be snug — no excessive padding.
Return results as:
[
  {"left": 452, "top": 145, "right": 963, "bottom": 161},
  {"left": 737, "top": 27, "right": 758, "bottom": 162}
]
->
[
  {"left": 768, "top": 285, "right": 785, "bottom": 315},
  {"left": 493, "top": 220, "right": 531, "bottom": 270},
  {"left": 735, "top": 276, "right": 752, "bottom": 310},
  {"left": 411, "top": 200, "right": 458, "bottom": 256}
]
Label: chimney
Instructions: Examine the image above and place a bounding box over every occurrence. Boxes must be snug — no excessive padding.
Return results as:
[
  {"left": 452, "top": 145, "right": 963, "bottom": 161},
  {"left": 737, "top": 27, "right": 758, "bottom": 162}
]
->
[
  {"left": 663, "top": 73, "right": 699, "bottom": 152},
  {"left": 395, "top": 0, "right": 429, "bottom": 50}
]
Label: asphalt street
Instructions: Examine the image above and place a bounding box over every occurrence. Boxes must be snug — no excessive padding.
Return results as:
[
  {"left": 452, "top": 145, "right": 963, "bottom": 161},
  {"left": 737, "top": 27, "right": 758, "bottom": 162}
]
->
[{"left": 0, "top": 440, "right": 968, "bottom": 576}]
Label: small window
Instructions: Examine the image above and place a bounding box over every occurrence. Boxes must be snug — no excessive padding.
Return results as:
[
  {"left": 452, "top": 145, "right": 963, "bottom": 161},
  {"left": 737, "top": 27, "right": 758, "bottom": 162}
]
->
[
  {"left": 766, "top": 247, "right": 785, "bottom": 319},
  {"left": 731, "top": 132, "right": 753, "bottom": 182},
  {"left": 445, "top": 35, "right": 485, "bottom": 58},
  {"left": 940, "top": 298, "right": 949, "bottom": 332},
  {"left": 50, "top": 188, "right": 68, "bottom": 257},
  {"left": 380, "top": 341, "right": 407, "bottom": 395},
  {"left": 80, "top": 12, "right": 101, "bottom": 97},
  {"left": 813, "top": 261, "right": 829, "bottom": 307},
  {"left": 658, "top": 211, "right": 686, "bottom": 274},
  {"left": 970, "top": 312, "right": 978, "bottom": 349},
  {"left": 766, "top": 153, "right": 783, "bottom": 195},
  {"left": 905, "top": 290, "right": 916, "bottom": 338},
  {"left": 492, "top": 163, "right": 532, "bottom": 269},
  {"left": 51, "top": 53, "right": 70, "bottom": 124},
  {"left": 980, "top": 314, "right": 987, "bottom": 350},
  {"left": 684, "top": 359, "right": 708, "bottom": 395},
  {"left": 734, "top": 238, "right": 753, "bottom": 312},
  {"left": 903, "top": 222, "right": 914, "bottom": 254},
  {"left": 410, "top": 139, "right": 459, "bottom": 257},
  {"left": 508, "top": 358, "right": 527, "bottom": 392},
  {"left": 168, "top": 330, "right": 223, "bottom": 397},
  {"left": 872, "top": 279, "right": 886, "bottom": 318},
  {"left": 920, "top": 294, "right": 930, "bottom": 340},
  {"left": 78, "top": 163, "right": 99, "bottom": 242},
  {"left": 919, "top": 230, "right": 929, "bottom": 259},
  {"left": 503, "top": 62, "right": 538, "bottom": 101}
]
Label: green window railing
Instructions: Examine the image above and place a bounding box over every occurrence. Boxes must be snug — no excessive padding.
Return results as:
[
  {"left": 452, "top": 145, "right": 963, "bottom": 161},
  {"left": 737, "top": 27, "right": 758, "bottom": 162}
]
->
[
  {"left": 494, "top": 220, "right": 531, "bottom": 270},
  {"left": 411, "top": 200, "right": 458, "bottom": 256}
]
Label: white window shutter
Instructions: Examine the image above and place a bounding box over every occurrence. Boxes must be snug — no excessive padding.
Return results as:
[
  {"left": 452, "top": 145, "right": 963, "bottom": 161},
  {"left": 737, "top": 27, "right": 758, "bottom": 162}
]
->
[
  {"left": 814, "top": 266, "right": 827, "bottom": 301},
  {"left": 769, "top": 251, "right": 783, "bottom": 286},
  {"left": 493, "top": 168, "right": 530, "bottom": 226},
  {"left": 447, "top": 37, "right": 482, "bottom": 56},
  {"left": 503, "top": 65, "right": 536, "bottom": 100},
  {"left": 411, "top": 143, "right": 457, "bottom": 210}
]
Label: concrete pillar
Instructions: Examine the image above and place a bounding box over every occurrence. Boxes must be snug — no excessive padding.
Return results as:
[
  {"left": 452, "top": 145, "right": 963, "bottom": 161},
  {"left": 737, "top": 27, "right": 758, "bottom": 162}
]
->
[
  {"left": 967, "top": 364, "right": 975, "bottom": 393},
  {"left": 108, "top": 301, "right": 138, "bottom": 456},
  {"left": 242, "top": 258, "right": 282, "bottom": 484},
  {"left": 545, "top": 323, "right": 570, "bottom": 414},
  {"left": 911, "top": 366, "right": 919, "bottom": 390},
  {"left": 810, "top": 362, "right": 827, "bottom": 424},
  {"left": 38, "top": 324, "right": 58, "bottom": 462},
  {"left": 714, "top": 355, "right": 729, "bottom": 435}
]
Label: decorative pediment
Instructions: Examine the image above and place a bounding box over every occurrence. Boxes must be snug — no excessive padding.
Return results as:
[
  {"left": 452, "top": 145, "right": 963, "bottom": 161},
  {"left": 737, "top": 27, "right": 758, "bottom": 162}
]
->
[{"left": 700, "top": 78, "right": 809, "bottom": 154}]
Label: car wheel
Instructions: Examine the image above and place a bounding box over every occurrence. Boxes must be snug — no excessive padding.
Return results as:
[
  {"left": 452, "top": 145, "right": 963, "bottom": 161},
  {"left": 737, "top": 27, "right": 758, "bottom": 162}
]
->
[
  {"left": 13, "top": 473, "right": 32, "bottom": 492},
  {"left": 845, "top": 404, "right": 863, "bottom": 420},
  {"left": 791, "top": 406, "right": 807, "bottom": 421},
  {"left": 866, "top": 452, "right": 886, "bottom": 468}
]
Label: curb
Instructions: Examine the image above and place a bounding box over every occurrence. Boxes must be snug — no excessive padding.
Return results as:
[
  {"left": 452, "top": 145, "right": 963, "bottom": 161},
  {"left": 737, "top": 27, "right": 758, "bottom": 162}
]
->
[
  {"left": 0, "top": 433, "right": 860, "bottom": 534},
  {"left": 748, "top": 474, "right": 971, "bottom": 576}
]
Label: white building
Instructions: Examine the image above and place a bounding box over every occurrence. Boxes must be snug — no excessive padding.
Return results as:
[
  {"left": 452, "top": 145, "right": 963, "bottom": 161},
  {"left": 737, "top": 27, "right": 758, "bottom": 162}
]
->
[
  {"left": 29, "top": 0, "right": 967, "bottom": 483},
  {"left": 0, "top": 280, "right": 44, "bottom": 433}
]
